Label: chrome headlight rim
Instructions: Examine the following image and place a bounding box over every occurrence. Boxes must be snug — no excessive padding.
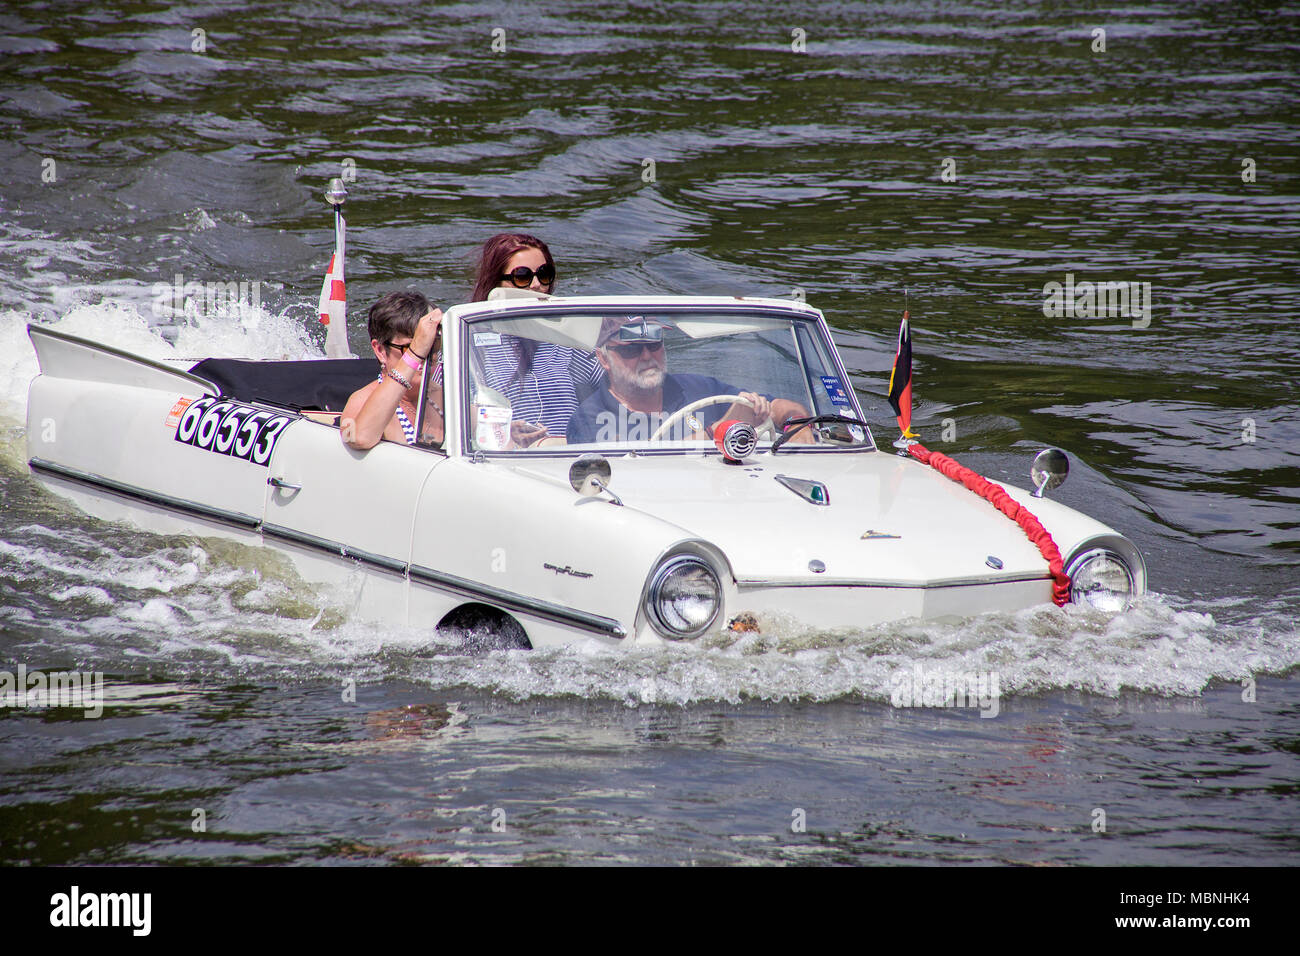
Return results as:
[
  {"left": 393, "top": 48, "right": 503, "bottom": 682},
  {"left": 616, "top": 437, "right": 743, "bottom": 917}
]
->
[
  {"left": 644, "top": 555, "right": 722, "bottom": 640},
  {"left": 1065, "top": 546, "right": 1138, "bottom": 612}
]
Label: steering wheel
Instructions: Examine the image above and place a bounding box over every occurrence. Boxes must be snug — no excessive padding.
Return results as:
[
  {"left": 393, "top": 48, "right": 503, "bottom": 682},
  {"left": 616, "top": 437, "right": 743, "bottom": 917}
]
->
[{"left": 649, "top": 393, "right": 776, "bottom": 442}]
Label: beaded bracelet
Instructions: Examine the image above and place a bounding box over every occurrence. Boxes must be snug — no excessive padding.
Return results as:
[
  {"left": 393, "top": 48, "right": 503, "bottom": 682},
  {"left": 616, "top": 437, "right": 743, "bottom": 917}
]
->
[{"left": 387, "top": 367, "right": 412, "bottom": 390}]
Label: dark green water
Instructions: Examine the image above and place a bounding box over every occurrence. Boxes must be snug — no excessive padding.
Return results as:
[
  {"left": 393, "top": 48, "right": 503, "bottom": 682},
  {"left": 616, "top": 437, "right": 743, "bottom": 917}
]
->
[{"left": 0, "top": 1, "right": 1297, "bottom": 865}]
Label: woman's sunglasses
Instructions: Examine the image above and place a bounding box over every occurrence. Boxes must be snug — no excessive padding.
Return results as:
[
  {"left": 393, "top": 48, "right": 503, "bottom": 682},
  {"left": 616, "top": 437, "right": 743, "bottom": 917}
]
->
[
  {"left": 608, "top": 340, "right": 664, "bottom": 359},
  {"left": 386, "top": 328, "right": 441, "bottom": 357},
  {"left": 501, "top": 263, "right": 556, "bottom": 288}
]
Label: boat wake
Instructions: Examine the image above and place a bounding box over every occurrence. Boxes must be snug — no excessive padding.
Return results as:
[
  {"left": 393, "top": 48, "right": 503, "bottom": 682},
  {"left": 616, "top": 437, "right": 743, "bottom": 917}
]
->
[
  {"left": 2, "top": 508, "right": 1294, "bottom": 707},
  {"left": 0, "top": 295, "right": 323, "bottom": 426},
  {"left": 421, "top": 598, "right": 1299, "bottom": 707}
]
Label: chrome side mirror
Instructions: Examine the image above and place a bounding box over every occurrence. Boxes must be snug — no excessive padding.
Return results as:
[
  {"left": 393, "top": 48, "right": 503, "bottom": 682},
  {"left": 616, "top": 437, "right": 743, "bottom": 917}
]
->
[
  {"left": 1031, "top": 448, "right": 1069, "bottom": 498},
  {"left": 569, "top": 454, "right": 622, "bottom": 506}
]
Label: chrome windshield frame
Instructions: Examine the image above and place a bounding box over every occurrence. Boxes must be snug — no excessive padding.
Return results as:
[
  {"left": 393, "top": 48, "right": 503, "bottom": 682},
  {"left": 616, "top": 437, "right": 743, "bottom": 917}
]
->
[{"left": 448, "top": 298, "right": 876, "bottom": 459}]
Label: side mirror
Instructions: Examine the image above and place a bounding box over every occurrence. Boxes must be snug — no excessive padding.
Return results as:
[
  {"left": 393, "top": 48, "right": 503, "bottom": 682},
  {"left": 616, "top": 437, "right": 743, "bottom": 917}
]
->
[
  {"left": 569, "top": 454, "right": 622, "bottom": 506},
  {"left": 1031, "top": 448, "right": 1069, "bottom": 498}
]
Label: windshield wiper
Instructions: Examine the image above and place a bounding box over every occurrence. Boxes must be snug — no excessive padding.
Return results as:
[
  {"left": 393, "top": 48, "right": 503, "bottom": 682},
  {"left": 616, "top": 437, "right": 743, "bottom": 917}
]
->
[{"left": 770, "top": 415, "right": 872, "bottom": 454}]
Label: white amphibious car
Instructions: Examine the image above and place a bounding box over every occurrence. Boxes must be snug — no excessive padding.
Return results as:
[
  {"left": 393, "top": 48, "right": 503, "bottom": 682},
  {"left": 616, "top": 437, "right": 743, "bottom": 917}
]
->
[{"left": 25, "top": 295, "right": 1146, "bottom": 649}]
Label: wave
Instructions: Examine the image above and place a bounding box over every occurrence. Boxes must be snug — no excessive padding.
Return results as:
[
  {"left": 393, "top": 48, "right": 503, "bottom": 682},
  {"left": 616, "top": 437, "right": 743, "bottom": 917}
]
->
[{"left": 3, "top": 514, "right": 1293, "bottom": 705}]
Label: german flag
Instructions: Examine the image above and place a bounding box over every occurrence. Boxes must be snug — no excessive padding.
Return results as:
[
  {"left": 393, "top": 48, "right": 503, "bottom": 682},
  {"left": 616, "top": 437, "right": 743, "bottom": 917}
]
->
[{"left": 887, "top": 311, "right": 917, "bottom": 439}]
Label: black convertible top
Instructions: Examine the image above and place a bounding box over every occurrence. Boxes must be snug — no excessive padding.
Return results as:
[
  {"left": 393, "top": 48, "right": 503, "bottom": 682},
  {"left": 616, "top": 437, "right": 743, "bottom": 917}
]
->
[{"left": 188, "top": 357, "right": 380, "bottom": 413}]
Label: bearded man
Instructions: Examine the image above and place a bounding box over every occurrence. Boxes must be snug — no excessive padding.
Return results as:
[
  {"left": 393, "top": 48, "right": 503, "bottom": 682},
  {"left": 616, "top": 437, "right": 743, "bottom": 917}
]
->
[{"left": 566, "top": 316, "right": 808, "bottom": 444}]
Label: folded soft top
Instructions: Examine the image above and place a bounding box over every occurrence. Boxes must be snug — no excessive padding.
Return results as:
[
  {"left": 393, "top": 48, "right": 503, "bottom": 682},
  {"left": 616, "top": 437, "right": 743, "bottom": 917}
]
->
[{"left": 189, "top": 357, "right": 380, "bottom": 412}]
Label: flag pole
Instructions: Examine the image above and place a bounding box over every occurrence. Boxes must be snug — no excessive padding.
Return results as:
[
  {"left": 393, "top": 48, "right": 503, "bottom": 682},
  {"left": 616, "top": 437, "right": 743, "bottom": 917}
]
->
[
  {"left": 320, "top": 178, "right": 354, "bottom": 359},
  {"left": 887, "top": 307, "right": 918, "bottom": 453}
]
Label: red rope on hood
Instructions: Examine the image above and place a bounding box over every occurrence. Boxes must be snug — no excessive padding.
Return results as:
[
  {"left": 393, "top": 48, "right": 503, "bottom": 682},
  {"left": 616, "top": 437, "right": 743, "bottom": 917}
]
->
[{"left": 907, "top": 443, "right": 1071, "bottom": 606}]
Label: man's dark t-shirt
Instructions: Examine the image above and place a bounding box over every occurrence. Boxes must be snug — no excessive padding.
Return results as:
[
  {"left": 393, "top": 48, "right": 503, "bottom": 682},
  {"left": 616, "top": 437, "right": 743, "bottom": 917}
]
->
[{"left": 566, "top": 373, "right": 740, "bottom": 444}]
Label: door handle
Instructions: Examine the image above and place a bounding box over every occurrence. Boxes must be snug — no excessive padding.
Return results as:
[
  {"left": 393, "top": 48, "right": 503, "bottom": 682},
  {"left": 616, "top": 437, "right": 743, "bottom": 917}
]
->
[{"left": 268, "top": 477, "right": 302, "bottom": 491}]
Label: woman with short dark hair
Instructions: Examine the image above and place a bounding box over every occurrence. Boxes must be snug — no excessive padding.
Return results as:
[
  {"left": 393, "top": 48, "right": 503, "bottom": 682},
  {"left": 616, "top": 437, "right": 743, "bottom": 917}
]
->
[{"left": 339, "top": 291, "right": 443, "bottom": 449}]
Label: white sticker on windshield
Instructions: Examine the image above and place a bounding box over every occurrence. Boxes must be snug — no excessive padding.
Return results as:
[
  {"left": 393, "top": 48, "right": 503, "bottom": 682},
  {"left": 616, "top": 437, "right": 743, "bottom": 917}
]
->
[
  {"left": 476, "top": 404, "right": 512, "bottom": 450},
  {"left": 473, "top": 331, "right": 502, "bottom": 347}
]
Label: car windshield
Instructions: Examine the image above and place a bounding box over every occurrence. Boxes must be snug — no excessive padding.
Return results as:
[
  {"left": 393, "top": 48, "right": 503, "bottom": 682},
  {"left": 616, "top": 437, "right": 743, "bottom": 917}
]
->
[{"left": 458, "top": 306, "right": 875, "bottom": 455}]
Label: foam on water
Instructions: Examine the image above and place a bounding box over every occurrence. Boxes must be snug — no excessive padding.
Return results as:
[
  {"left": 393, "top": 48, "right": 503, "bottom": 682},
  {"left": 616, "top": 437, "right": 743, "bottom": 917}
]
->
[
  {"left": 401, "top": 598, "right": 1299, "bottom": 707},
  {"left": 0, "top": 294, "right": 322, "bottom": 426},
  {"left": 5, "top": 510, "right": 1294, "bottom": 705}
]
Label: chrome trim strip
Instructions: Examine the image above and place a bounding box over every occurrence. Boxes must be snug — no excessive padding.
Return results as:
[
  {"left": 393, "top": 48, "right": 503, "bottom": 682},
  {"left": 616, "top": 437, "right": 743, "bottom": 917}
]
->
[
  {"left": 260, "top": 523, "right": 408, "bottom": 575},
  {"left": 471, "top": 444, "right": 877, "bottom": 460},
  {"left": 408, "top": 563, "right": 626, "bottom": 638},
  {"left": 736, "top": 572, "right": 1051, "bottom": 589},
  {"left": 29, "top": 458, "right": 261, "bottom": 529},
  {"left": 457, "top": 302, "right": 873, "bottom": 458}
]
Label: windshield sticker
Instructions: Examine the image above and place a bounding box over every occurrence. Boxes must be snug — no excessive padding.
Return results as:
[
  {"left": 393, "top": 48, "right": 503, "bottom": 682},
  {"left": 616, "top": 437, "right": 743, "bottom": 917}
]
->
[
  {"left": 476, "top": 404, "right": 512, "bottom": 450},
  {"left": 174, "top": 396, "right": 293, "bottom": 466},
  {"left": 473, "top": 331, "right": 503, "bottom": 347},
  {"left": 820, "top": 376, "right": 852, "bottom": 409}
]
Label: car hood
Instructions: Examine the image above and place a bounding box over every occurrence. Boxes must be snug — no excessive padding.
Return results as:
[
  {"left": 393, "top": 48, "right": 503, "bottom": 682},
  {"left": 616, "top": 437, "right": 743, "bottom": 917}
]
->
[{"left": 507, "top": 451, "right": 1077, "bottom": 586}]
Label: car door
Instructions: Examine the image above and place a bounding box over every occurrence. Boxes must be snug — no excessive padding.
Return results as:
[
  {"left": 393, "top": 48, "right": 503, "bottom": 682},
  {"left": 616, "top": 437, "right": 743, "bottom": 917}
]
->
[{"left": 262, "top": 418, "right": 447, "bottom": 621}]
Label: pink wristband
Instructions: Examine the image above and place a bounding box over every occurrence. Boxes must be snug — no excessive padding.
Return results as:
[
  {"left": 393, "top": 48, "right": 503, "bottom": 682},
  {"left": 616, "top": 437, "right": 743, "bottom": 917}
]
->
[{"left": 400, "top": 350, "right": 423, "bottom": 372}]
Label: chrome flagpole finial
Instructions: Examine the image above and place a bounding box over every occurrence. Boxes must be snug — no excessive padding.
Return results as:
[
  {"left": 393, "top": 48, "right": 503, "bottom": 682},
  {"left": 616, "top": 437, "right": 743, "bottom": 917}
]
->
[{"left": 324, "top": 178, "right": 348, "bottom": 207}]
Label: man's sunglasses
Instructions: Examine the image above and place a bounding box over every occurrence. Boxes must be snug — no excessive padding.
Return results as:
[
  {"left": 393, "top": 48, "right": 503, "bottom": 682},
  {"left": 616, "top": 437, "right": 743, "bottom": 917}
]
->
[
  {"left": 501, "top": 263, "right": 556, "bottom": 288},
  {"left": 607, "top": 340, "right": 664, "bottom": 359}
]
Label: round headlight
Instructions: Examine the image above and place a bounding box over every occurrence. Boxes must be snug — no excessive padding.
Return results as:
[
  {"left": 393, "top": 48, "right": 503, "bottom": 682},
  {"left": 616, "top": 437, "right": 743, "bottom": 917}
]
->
[
  {"left": 1066, "top": 548, "right": 1136, "bottom": 612},
  {"left": 646, "top": 556, "right": 721, "bottom": 639}
]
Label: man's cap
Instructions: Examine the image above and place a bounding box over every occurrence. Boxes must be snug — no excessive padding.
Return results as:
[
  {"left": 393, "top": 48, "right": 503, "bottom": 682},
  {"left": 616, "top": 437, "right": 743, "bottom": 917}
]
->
[{"left": 597, "top": 315, "right": 669, "bottom": 347}]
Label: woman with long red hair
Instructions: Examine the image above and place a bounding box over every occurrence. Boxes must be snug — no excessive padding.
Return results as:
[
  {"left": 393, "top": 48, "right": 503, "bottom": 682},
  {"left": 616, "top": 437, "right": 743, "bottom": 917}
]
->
[{"left": 471, "top": 233, "right": 603, "bottom": 446}]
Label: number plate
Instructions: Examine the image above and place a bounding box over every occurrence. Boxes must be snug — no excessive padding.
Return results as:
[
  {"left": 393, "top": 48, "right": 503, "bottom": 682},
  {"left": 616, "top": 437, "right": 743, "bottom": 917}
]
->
[{"left": 172, "top": 396, "right": 293, "bottom": 466}]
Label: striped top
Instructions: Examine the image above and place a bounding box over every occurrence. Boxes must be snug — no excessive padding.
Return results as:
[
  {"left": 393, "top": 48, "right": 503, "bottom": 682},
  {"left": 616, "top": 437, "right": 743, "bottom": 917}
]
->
[
  {"left": 394, "top": 405, "right": 416, "bottom": 445},
  {"left": 378, "top": 369, "right": 430, "bottom": 447},
  {"left": 477, "top": 337, "right": 604, "bottom": 438}
]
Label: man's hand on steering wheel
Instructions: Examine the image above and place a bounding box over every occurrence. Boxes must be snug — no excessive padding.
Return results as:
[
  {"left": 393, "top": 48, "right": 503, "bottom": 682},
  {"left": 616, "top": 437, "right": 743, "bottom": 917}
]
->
[{"left": 723, "top": 391, "right": 770, "bottom": 426}]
